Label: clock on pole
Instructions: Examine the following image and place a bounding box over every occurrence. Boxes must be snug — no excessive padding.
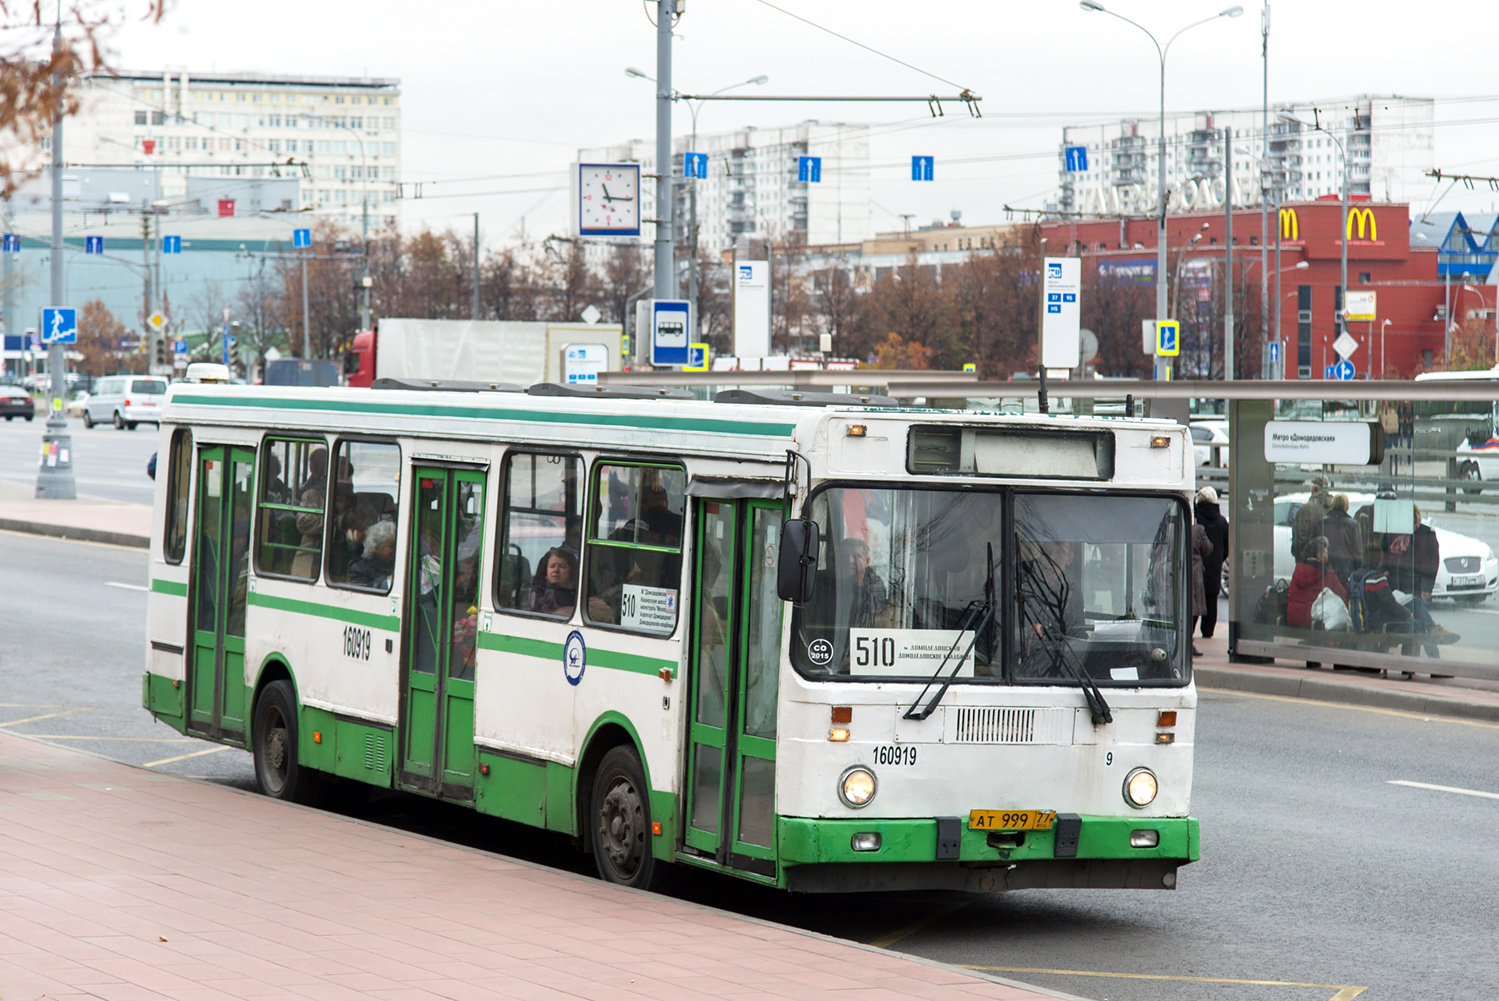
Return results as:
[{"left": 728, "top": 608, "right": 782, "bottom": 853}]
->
[{"left": 572, "top": 163, "right": 642, "bottom": 238}]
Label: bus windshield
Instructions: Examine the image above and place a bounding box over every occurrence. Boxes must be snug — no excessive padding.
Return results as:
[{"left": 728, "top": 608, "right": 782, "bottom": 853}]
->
[{"left": 789, "top": 487, "right": 1188, "bottom": 685}]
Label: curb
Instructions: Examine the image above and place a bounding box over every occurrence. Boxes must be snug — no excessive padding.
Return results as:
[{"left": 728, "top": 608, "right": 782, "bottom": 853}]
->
[
  {"left": 0, "top": 517, "right": 149, "bottom": 549},
  {"left": 1196, "top": 664, "right": 1499, "bottom": 723}
]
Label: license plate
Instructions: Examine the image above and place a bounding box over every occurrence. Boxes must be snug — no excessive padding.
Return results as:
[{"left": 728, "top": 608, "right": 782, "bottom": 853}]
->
[
  {"left": 1453, "top": 574, "right": 1483, "bottom": 587},
  {"left": 968, "top": 809, "right": 1056, "bottom": 831}
]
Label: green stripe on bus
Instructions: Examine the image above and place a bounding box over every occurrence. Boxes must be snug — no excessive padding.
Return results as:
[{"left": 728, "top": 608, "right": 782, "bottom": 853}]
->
[
  {"left": 151, "top": 578, "right": 188, "bottom": 596},
  {"left": 246, "top": 591, "right": 400, "bottom": 631},
  {"left": 171, "top": 393, "right": 798, "bottom": 438},
  {"left": 477, "top": 630, "right": 675, "bottom": 678}
]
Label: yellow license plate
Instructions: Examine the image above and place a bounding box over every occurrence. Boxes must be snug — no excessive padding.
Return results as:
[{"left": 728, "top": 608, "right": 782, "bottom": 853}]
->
[{"left": 968, "top": 809, "right": 1056, "bottom": 831}]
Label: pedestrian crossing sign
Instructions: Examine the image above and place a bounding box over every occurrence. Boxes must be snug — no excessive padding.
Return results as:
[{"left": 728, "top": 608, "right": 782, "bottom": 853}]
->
[{"left": 1155, "top": 320, "right": 1180, "bottom": 357}]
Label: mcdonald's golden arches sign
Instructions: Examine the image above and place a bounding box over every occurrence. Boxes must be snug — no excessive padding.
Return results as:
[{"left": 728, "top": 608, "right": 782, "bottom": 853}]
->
[
  {"left": 1278, "top": 208, "right": 1299, "bottom": 241},
  {"left": 1346, "top": 207, "right": 1378, "bottom": 241}
]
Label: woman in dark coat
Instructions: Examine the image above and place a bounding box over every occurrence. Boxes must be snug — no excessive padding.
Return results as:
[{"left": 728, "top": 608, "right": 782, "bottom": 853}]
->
[
  {"left": 1190, "top": 522, "right": 1211, "bottom": 657},
  {"left": 1195, "top": 487, "right": 1229, "bottom": 639}
]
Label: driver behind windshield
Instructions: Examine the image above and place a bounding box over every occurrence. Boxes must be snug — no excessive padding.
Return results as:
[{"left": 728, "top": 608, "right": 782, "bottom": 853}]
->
[
  {"left": 840, "top": 537, "right": 889, "bottom": 629},
  {"left": 1018, "top": 537, "right": 1086, "bottom": 639}
]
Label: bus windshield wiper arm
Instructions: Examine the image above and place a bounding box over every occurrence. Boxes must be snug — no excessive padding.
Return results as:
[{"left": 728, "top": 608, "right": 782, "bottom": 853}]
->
[
  {"left": 1015, "top": 541, "right": 1113, "bottom": 726},
  {"left": 904, "top": 543, "right": 994, "bottom": 721}
]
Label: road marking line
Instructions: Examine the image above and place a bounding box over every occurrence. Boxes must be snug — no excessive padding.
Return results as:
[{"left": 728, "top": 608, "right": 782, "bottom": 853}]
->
[
  {"left": 962, "top": 966, "right": 1365, "bottom": 998},
  {"left": 1388, "top": 778, "right": 1499, "bottom": 801},
  {"left": 0, "top": 708, "right": 93, "bottom": 727},
  {"left": 29, "top": 735, "right": 200, "bottom": 742},
  {"left": 1199, "top": 686, "right": 1499, "bottom": 731},
  {"left": 0, "top": 703, "right": 64, "bottom": 708},
  {"left": 143, "top": 745, "right": 232, "bottom": 768},
  {"left": 104, "top": 581, "right": 148, "bottom": 592},
  {"left": 869, "top": 901, "right": 968, "bottom": 948}
]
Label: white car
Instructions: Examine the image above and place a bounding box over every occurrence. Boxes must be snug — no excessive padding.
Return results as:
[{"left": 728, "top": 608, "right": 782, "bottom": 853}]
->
[
  {"left": 1191, "top": 420, "right": 1230, "bottom": 468},
  {"left": 1273, "top": 492, "right": 1498, "bottom": 601}
]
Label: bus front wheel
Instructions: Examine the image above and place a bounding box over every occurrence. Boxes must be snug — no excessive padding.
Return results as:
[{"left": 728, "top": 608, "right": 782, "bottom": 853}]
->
[
  {"left": 589, "top": 746, "right": 658, "bottom": 890},
  {"left": 252, "top": 680, "right": 325, "bottom": 806}
]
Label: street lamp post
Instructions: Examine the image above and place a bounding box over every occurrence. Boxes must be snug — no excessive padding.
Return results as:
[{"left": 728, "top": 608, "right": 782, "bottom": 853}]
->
[
  {"left": 627, "top": 68, "right": 766, "bottom": 341},
  {"left": 1281, "top": 110, "right": 1348, "bottom": 376},
  {"left": 299, "top": 112, "right": 371, "bottom": 334},
  {"left": 1081, "top": 1, "right": 1243, "bottom": 381},
  {"left": 1380, "top": 318, "right": 1391, "bottom": 376},
  {"left": 37, "top": 20, "right": 75, "bottom": 500}
]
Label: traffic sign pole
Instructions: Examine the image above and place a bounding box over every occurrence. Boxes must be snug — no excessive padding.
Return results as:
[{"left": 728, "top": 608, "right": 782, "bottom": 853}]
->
[{"left": 37, "top": 21, "right": 75, "bottom": 500}]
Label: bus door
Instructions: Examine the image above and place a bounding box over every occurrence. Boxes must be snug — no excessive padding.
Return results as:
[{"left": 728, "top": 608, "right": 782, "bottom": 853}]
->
[
  {"left": 400, "top": 466, "right": 487, "bottom": 799},
  {"left": 684, "top": 498, "right": 784, "bottom": 876},
  {"left": 188, "top": 445, "right": 255, "bottom": 741}
]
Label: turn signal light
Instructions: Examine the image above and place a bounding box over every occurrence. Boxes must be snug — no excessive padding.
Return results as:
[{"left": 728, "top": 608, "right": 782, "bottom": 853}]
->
[
  {"left": 1155, "top": 732, "right": 1175, "bottom": 745},
  {"left": 651, "top": 821, "right": 663, "bottom": 836},
  {"left": 847, "top": 424, "right": 867, "bottom": 437},
  {"left": 829, "top": 728, "right": 851, "bottom": 742},
  {"left": 1150, "top": 435, "right": 1171, "bottom": 448},
  {"left": 1157, "top": 711, "right": 1177, "bottom": 727},
  {"left": 312, "top": 731, "right": 322, "bottom": 744},
  {"left": 831, "top": 706, "right": 852, "bottom": 724}
]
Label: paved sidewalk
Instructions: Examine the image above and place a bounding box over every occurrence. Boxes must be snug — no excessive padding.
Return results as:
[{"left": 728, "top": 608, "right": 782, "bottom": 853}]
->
[
  {"left": 0, "top": 732, "right": 1082, "bottom": 1001},
  {"left": 1193, "top": 631, "right": 1499, "bottom": 723},
  {"left": 0, "top": 478, "right": 150, "bottom": 548}
]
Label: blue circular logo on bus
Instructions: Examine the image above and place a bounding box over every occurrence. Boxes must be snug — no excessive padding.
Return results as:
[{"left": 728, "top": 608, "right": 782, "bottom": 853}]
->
[{"left": 563, "top": 630, "right": 587, "bottom": 686}]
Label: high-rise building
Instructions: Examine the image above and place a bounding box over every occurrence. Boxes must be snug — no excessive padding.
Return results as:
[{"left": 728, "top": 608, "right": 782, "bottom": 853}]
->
[
  {"left": 581, "top": 120, "right": 871, "bottom": 255},
  {"left": 1052, "top": 96, "right": 1433, "bottom": 218},
  {"left": 17, "top": 67, "right": 402, "bottom": 226}
]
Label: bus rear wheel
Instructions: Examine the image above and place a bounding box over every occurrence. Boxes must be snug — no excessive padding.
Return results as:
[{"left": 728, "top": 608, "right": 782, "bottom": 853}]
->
[
  {"left": 589, "top": 746, "right": 658, "bottom": 890},
  {"left": 252, "top": 680, "right": 325, "bottom": 805}
]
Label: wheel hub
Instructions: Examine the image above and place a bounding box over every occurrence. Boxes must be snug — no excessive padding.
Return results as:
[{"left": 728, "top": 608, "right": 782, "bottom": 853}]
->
[{"left": 599, "top": 779, "right": 643, "bottom": 874}]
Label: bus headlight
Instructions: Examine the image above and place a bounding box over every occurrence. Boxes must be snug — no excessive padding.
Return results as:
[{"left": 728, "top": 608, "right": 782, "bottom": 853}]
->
[
  {"left": 839, "top": 766, "right": 877, "bottom": 808},
  {"left": 1123, "top": 767, "right": 1158, "bottom": 808}
]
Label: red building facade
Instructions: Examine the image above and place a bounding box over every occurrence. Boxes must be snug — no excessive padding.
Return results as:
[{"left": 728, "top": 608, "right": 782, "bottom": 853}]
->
[{"left": 1036, "top": 197, "right": 1493, "bottom": 379}]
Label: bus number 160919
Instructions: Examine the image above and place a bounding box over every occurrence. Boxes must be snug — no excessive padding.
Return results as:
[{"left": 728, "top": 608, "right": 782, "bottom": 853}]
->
[{"left": 343, "top": 625, "right": 371, "bottom": 661}]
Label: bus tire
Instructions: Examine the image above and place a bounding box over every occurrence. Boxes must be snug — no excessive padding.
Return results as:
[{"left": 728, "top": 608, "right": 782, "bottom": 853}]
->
[
  {"left": 252, "top": 680, "right": 325, "bottom": 806},
  {"left": 589, "top": 745, "right": 658, "bottom": 890}
]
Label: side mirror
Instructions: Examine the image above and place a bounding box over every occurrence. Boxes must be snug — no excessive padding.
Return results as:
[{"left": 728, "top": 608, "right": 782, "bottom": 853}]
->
[{"left": 777, "top": 518, "right": 819, "bottom": 604}]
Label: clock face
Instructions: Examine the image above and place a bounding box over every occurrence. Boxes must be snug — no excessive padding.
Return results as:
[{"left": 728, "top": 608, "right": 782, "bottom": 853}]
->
[{"left": 577, "top": 163, "right": 641, "bottom": 236}]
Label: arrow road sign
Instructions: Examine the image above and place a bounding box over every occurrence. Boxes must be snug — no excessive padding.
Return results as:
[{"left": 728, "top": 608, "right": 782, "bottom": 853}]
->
[
  {"left": 1332, "top": 358, "right": 1356, "bottom": 381},
  {"left": 40, "top": 307, "right": 77, "bottom": 344},
  {"left": 911, "top": 155, "right": 934, "bottom": 181},
  {"left": 162, "top": 235, "right": 182, "bottom": 254},
  {"left": 1, "top": 233, "right": 18, "bottom": 253},
  {"left": 84, "top": 236, "right": 104, "bottom": 254},
  {"left": 684, "top": 152, "right": 708, "bottom": 178},
  {"left": 292, "top": 228, "right": 311, "bottom": 249},
  {"left": 797, "top": 156, "right": 821, "bottom": 183},
  {"left": 1064, "top": 146, "right": 1089, "bottom": 172}
]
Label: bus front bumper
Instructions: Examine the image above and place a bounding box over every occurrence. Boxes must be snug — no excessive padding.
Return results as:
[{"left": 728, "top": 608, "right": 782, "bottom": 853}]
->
[{"left": 778, "top": 814, "right": 1198, "bottom": 893}]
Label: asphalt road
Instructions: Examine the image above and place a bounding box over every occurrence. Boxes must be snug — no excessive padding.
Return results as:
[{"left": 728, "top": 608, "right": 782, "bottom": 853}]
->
[
  {"left": 0, "top": 417, "right": 161, "bottom": 504},
  {"left": 3, "top": 529, "right": 1496, "bottom": 1000}
]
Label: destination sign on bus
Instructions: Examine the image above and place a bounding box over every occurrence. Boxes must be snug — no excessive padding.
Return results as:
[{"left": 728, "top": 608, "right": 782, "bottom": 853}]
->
[
  {"left": 621, "top": 584, "right": 678, "bottom": 633},
  {"left": 847, "top": 628, "right": 976, "bottom": 677}
]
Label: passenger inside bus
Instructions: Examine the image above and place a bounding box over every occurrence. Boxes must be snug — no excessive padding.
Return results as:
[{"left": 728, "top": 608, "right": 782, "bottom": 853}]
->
[
  {"left": 290, "top": 447, "right": 328, "bottom": 579},
  {"left": 348, "top": 520, "right": 397, "bottom": 590},
  {"left": 530, "top": 547, "right": 579, "bottom": 617}
]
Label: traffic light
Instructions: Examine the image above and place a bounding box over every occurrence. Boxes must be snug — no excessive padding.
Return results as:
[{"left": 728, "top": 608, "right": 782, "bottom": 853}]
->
[{"left": 155, "top": 338, "right": 166, "bottom": 368}]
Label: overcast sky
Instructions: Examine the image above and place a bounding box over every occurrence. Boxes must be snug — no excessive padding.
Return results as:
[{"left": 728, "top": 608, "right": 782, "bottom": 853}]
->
[{"left": 106, "top": 0, "right": 1499, "bottom": 246}]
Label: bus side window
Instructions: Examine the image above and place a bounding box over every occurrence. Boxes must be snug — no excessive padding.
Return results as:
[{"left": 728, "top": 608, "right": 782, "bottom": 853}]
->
[
  {"left": 495, "top": 452, "right": 583, "bottom": 618},
  {"left": 255, "top": 437, "right": 327, "bottom": 582},
  {"left": 325, "top": 440, "right": 402, "bottom": 593},
  {"left": 583, "top": 463, "right": 686, "bottom": 635},
  {"left": 163, "top": 428, "right": 192, "bottom": 564}
]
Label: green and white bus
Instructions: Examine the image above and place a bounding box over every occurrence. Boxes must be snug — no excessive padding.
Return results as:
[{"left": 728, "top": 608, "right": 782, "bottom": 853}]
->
[{"left": 143, "top": 381, "right": 1200, "bottom": 892}]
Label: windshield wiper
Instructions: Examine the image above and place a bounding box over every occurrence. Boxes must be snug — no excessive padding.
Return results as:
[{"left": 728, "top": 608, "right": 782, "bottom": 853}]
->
[
  {"left": 904, "top": 543, "right": 995, "bottom": 721},
  {"left": 1015, "top": 537, "right": 1113, "bottom": 727}
]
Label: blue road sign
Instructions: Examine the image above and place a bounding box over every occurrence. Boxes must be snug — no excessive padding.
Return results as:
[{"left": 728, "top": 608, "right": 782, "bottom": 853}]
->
[
  {"left": 1064, "top": 145, "right": 1089, "bottom": 172},
  {"left": 40, "top": 307, "right": 77, "bottom": 345},
  {"left": 292, "top": 228, "right": 311, "bottom": 249},
  {"left": 684, "top": 152, "right": 708, "bottom": 179},
  {"left": 84, "top": 236, "right": 103, "bottom": 254},
  {"left": 163, "top": 235, "right": 182, "bottom": 254},
  {"left": 650, "top": 299, "right": 691, "bottom": 366},
  {"left": 173, "top": 338, "right": 187, "bottom": 354},
  {"left": 2, "top": 233, "right": 19, "bottom": 253},
  {"left": 1269, "top": 342, "right": 1280, "bottom": 364},
  {"left": 1155, "top": 320, "right": 1180, "bottom": 356},
  {"left": 797, "top": 156, "right": 822, "bottom": 183},
  {"left": 1332, "top": 358, "right": 1356, "bottom": 381},
  {"left": 911, "top": 155, "right": 934, "bottom": 181},
  {"left": 1324, "top": 365, "right": 1335, "bottom": 380}
]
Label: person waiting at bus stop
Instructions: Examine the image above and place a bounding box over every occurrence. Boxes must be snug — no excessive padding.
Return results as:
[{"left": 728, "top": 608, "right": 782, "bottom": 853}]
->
[{"left": 1287, "top": 536, "right": 1346, "bottom": 629}]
